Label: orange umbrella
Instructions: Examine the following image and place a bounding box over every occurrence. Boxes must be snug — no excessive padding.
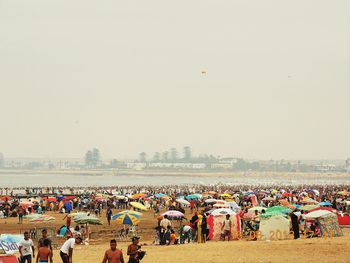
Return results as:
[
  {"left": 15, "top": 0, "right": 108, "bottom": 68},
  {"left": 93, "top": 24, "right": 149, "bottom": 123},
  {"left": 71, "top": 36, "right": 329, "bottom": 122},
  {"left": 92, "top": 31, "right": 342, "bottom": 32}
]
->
[{"left": 131, "top": 193, "right": 146, "bottom": 199}]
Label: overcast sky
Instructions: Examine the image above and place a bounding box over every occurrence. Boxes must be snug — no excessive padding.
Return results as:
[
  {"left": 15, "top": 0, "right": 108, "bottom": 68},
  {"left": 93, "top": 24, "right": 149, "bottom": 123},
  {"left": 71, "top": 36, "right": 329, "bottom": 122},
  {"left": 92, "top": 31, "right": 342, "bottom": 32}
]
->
[{"left": 0, "top": 0, "right": 349, "bottom": 160}]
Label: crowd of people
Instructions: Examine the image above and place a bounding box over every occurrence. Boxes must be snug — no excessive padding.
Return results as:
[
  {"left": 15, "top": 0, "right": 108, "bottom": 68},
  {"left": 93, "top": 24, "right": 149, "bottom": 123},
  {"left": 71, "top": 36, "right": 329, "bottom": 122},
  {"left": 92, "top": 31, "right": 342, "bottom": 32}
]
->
[{"left": 1, "top": 183, "right": 350, "bottom": 262}]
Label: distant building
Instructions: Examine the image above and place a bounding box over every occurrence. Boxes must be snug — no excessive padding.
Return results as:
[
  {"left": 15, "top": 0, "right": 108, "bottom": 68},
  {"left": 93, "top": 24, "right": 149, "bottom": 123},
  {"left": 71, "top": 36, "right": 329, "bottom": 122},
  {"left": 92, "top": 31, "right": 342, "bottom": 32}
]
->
[
  {"left": 148, "top": 163, "right": 207, "bottom": 169},
  {"left": 315, "top": 163, "right": 336, "bottom": 172}
]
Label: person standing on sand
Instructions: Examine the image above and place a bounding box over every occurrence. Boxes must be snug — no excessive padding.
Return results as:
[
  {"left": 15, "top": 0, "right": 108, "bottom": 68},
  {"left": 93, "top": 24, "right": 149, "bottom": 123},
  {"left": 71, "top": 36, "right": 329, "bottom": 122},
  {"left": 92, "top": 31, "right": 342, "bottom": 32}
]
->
[
  {"left": 127, "top": 237, "right": 145, "bottom": 263},
  {"left": 59, "top": 236, "right": 82, "bottom": 263},
  {"left": 106, "top": 207, "right": 113, "bottom": 226},
  {"left": 36, "top": 239, "right": 52, "bottom": 263},
  {"left": 102, "top": 239, "right": 124, "bottom": 263},
  {"left": 18, "top": 205, "right": 24, "bottom": 224},
  {"left": 38, "top": 229, "right": 53, "bottom": 262},
  {"left": 221, "top": 214, "right": 232, "bottom": 241},
  {"left": 19, "top": 231, "right": 35, "bottom": 263}
]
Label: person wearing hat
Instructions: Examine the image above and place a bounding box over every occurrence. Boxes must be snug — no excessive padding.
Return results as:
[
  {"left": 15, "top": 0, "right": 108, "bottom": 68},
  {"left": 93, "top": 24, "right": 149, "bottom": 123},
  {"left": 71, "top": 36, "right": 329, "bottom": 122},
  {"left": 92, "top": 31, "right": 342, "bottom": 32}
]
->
[{"left": 127, "top": 237, "right": 144, "bottom": 263}]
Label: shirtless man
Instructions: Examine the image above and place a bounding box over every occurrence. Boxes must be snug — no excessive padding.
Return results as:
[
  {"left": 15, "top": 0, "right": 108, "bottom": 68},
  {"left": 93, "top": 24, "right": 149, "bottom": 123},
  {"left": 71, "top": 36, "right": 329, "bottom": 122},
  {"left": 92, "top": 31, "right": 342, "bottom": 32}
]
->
[
  {"left": 102, "top": 239, "right": 124, "bottom": 263},
  {"left": 36, "top": 239, "right": 52, "bottom": 263}
]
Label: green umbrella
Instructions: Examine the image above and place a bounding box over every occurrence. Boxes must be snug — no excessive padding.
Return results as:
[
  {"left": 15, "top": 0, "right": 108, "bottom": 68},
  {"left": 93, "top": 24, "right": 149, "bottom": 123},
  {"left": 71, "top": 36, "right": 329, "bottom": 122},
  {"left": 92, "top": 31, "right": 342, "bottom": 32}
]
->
[
  {"left": 266, "top": 206, "right": 291, "bottom": 214},
  {"left": 74, "top": 216, "right": 102, "bottom": 225}
]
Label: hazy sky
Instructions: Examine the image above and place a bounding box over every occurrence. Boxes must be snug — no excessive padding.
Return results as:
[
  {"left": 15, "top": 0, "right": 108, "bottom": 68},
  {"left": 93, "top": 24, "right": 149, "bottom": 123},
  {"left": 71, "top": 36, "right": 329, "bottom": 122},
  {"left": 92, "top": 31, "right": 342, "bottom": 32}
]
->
[{"left": 0, "top": 0, "right": 349, "bottom": 160}]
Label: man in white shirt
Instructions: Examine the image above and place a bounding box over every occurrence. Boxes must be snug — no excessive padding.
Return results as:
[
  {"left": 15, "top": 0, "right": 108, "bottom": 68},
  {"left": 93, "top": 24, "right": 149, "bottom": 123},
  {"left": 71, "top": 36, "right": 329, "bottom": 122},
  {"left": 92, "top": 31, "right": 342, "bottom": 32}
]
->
[
  {"left": 160, "top": 215, "right": 172, "bottom": 244},
  {"left": 59, "top": 236, "right": 82, "bottom": 263},
  {"left": 18, "top": 231, "right": 35, "bottom": 263}
]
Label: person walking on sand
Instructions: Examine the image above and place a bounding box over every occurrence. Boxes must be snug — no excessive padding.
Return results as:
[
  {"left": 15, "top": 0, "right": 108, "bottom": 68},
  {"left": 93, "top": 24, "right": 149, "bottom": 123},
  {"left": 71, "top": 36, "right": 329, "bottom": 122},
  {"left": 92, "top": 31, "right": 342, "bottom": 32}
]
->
[{"left": 102, "top": 239, "right": 124, "bottom": 263}]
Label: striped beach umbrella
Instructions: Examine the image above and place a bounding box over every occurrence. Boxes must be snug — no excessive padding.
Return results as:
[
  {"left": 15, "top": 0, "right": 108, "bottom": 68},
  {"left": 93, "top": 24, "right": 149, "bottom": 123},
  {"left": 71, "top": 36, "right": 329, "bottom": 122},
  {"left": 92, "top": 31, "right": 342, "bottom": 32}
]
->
[{"left": 112, "top": 212, "right": 140, "bottom": 225}]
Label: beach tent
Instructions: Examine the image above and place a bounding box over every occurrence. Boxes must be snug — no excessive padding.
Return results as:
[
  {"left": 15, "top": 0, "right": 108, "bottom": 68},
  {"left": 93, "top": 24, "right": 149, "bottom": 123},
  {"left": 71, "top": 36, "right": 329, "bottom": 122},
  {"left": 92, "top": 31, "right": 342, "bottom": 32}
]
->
[
  {"left": 338, "top": 213, "right": 350, "bottom": 227},
  {"left": 207, "top": 213, "right": 241, "bottom": 240},
  {"left": 317, "top": 213, "right": 343, "bottom": 237},
  {"left": 248, "top": 194, "right": 258, "bottom": 206},
  {"left": 259, "top": 215, "right": 290, "bottom": 241}
]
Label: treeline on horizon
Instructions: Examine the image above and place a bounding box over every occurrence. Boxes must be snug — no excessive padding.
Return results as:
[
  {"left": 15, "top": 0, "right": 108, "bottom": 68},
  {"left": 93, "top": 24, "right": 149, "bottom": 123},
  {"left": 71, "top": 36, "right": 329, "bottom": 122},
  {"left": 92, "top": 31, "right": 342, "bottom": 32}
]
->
[{"left": 0, "top": 148, "right": 347, "bottom": 173}]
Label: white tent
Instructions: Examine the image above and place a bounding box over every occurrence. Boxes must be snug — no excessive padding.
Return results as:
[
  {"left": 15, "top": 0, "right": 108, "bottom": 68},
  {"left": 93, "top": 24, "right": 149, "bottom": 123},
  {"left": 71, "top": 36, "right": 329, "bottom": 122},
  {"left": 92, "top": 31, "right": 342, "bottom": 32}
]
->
[{"left": 259, "top": 215, "right": 290, "bottom": 241}]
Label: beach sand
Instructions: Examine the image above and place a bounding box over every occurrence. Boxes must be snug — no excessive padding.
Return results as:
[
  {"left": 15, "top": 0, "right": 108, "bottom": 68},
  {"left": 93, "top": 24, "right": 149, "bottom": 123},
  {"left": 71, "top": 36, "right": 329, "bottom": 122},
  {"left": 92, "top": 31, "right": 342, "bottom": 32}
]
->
[{"left": 1, "top": 210, "right": 349, "bottom": 263}]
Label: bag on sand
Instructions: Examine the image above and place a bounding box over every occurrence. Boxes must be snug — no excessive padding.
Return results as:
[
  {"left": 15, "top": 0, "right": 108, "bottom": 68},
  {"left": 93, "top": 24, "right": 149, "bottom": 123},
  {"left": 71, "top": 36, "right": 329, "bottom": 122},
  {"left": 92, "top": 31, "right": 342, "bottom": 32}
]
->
[{"left": 138, "top": 251, "right": 146, "bottom": 260}]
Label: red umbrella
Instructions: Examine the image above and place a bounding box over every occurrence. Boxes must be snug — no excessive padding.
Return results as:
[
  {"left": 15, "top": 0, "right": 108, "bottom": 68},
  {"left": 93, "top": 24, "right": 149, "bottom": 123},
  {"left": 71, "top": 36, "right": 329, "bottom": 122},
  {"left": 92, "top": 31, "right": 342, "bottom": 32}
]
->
[
  {"left": 63, "top": 196, "right": 76, "bottom": 201},
  {"left": 0, "top": 196, "right": 11, "bottom": 201}
]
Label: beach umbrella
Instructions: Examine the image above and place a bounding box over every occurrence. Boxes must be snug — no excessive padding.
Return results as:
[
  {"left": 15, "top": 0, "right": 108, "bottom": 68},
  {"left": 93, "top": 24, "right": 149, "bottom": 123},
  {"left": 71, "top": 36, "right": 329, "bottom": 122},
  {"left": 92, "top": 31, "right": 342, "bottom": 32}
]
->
[
  {"left": 129, "top": 202, "right": 147, "bottom": 211},
  {"left": 309, "top": 207, "right": 338, "bottom": 214},
  {"left": 261, "top": 211, "right": 289, "bottom": 218},
  {"left": 266, "top": 206, "right": 291, "bottom": 214},
  {"left": 118, "top": 210, "right": 143, "bottom": 216},
  {"left": 131, "top": 193, "right": 146, "bottom": 199},
  {"left": 262, "top": 197, "right": 275, "bottom": 202},
  {"left": 248, "top": 206, "right": 266, "bottom": 212},
  {"left": 319, "top": 201, "right": 332, "bottom": 207},
  {"left": 154, "top": 193, "right": 167, "bottom": 198},
  {"left": 300, "top": 198, "right": 318, "bottom": 204},
  {"left": 0, "top": 196, "right": 11, "bottom": 201},
  {"left": 213, "top": 203, "right": 230, "bottom": 208},
  {"left": 112, "top": 212, "right": 140, "bottom": 225},
  {"left": 162, "top": 210, "right": 184, "bottom": 218},
  {"left": 220, "top": 193, "right": 232, "bottom": 198},
  {"left": 204, "top": 199, "right": 218, "bottom": 203},
  {"left": 300, "top": 205, "right": 318, "bottom": 211},
  {"left": 114, "top": 195, "right": 126, "bottom": 200},
  {"left": 211, "top": 208, "right": 235, "bottom": 216},
  {"left": 208, "top": 191, "right": 217, "bottom": 195},
  {"left": 187, "top": 194, "right": 202, "bottom": 200},
  {"left": 74, "top": 215, "right": 102, "bottom": 225},
  {"left": 312, "top": 190, "right": 320, "bottom": 196},
  {"left": 227, "top": 201, "right": 240, "bottom": 210},
  {"left": 305, "top": 210, "right": 332, "bottom": 220},
  {"left": 176, "top": 199, "right": 190, "bottom": 206},
  {"left": 63, "top": 196, "right": 76, "bottom": 201},
  {"left": 338, "top": 191, "right": 350, "bottom": 196}
]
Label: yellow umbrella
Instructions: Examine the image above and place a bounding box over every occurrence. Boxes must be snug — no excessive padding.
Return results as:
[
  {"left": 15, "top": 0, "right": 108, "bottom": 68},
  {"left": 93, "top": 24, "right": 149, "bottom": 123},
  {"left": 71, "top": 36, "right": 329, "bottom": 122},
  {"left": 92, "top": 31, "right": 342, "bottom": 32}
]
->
[
  {"left": 119, "top": 210, "right": 143, "bottom": 216},
  {"left": 130, "top": 202, "right": 147, "bottom": 211},
  {"left": 220, "top": 193, "right": 232, "bottom": 198},
  {"left": 300, "top": 205, "right": 318, "bottom": 211}
]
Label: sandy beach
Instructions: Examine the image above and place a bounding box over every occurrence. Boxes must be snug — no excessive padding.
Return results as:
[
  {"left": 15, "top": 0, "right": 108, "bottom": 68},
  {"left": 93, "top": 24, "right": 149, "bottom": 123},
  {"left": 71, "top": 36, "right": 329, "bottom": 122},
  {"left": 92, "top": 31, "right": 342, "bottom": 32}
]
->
[{"left": 1, "top": 209, "right": 349, "bottom": 263}]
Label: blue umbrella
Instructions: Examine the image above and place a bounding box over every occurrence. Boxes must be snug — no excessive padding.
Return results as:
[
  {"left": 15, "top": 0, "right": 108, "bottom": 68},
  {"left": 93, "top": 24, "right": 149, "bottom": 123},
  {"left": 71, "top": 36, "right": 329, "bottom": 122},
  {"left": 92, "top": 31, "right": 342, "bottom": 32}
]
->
[
  {"left": 319, "top": 201, "right": 332, "bottom": 206},
  {"left": 155, "top": 193, "right": 167, "bottom": 198},
  {"left": 187, "top": 194, "right": 202, "bottom": 200}
]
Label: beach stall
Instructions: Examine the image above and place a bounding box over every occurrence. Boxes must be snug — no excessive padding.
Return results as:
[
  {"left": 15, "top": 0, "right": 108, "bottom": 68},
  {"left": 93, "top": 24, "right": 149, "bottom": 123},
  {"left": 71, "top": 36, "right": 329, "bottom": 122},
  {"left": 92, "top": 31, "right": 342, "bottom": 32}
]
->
[{"left": 207, "top": 210, "right": 241, "bottom": 240}]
